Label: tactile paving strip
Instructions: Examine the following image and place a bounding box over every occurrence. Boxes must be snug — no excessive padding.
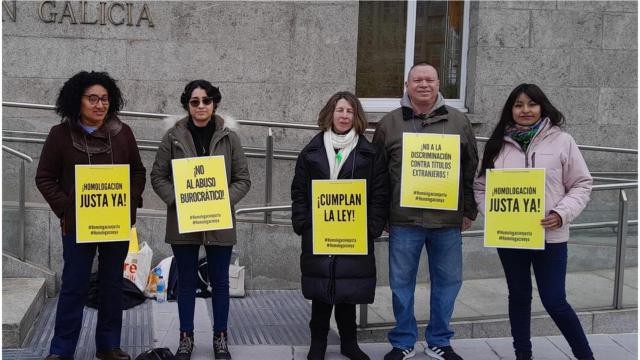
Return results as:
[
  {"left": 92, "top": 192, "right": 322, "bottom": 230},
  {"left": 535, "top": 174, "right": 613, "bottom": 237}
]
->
[
  {"left": 3, "top": 298, "right": 153, "bottom": 360},
  {"left": 212, "top": 290, "right": 340, "bottom": 346}
]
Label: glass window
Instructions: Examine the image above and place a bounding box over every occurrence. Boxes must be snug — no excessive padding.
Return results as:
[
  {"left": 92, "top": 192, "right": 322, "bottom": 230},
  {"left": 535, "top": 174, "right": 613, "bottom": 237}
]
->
[
  {"left": 356, "top": 2, "right": 407, "bottom": 98},
  {"left": 356, "top": 1, "right": 468, "bottom": 108}
]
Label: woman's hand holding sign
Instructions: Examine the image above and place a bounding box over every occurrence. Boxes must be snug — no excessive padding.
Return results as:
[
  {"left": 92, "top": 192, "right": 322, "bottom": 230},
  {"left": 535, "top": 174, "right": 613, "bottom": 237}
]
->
[{"left": 540, "top": 211, "right": 562, "bottom": 230}]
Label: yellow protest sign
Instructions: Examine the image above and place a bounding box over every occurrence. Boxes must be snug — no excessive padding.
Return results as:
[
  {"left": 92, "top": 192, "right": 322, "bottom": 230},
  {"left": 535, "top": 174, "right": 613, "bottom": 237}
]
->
[
  {"left": 128, "top": 226, "right": 140, "bottom": 253},
  {"left": 75, "top": 165, "right": 131, "bottom": 243},
  {"left": 484, "top": 168, "right": 546, "bottom": 249},
  {"left": 312, "top": 179, "right": 368, "bottom": 255},
  {"left": 172, "top": 156, "right": 233, "bottom": 233},
  {"left": 400, "top": 133, "right": 460, "bottom": 210}
]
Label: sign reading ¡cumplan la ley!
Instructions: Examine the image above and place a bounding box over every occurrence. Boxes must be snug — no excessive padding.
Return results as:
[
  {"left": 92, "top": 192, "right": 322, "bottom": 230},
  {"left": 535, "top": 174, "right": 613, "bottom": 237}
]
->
[
  {"left": 312, "top": 179, "right": 368, "bottom": 255},
  {"left": 172, "top": 156, "right": 233, "bottom": 234},
  {"left": 75, "top": 164, "right": 131, "bottom": 243},
  {"left": 400, "top": 133, "right": 461, "bottom": 210},
  {"left": 484, "top": 168, "right": 546, "bottom": 250}
]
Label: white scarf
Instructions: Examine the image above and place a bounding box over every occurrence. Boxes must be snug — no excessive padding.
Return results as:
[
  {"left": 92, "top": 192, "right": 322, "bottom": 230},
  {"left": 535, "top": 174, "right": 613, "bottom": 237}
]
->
[{"left": 323, "top": 129, "right": 358, "bottom": 180}]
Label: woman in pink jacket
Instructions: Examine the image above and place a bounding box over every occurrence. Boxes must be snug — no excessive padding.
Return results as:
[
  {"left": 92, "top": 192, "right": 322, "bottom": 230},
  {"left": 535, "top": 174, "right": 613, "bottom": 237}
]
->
[{"left": 474, "top": 84, "right": 594, "bottom": 360}]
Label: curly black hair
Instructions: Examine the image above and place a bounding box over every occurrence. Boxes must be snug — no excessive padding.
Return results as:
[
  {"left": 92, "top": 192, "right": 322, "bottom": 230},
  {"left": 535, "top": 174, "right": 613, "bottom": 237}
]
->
[
  {"left": 55, "top": 71, "right": 124, "bottom": 123},
  {"left": 180, "top": 80, "right": 222, "bottom": 111}
]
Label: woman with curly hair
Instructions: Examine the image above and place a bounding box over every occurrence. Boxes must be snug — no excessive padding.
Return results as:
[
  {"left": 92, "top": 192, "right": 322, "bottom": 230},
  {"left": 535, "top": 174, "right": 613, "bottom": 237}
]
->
[{"left": 36, "top": 71, "right": 146, "bottom": 360}]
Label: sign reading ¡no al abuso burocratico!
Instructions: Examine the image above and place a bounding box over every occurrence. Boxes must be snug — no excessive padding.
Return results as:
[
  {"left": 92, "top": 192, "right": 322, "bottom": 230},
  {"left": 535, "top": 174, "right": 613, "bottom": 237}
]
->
[
  {"left": 400, "top": 133, "right": 460, "bottom": 210},
  {"left": 172, "top": 156, "right": 233, "bottom": 233},
  {"left": 484, "top": 168, "right": 546, "bottom": 249},
  {"left": 75, "top": 164, "right": 130, "bottom": 243},
  {"left": 312, "top": 179, "right": 368, "bottom": 255}
]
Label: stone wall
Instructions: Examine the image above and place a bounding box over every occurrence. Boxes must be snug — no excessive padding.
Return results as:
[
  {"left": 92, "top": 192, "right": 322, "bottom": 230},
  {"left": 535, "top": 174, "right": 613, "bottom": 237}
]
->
[
  {"left": 466, "top": 1, "right": 637, "bottom": 164},
  {"left": 2, "top": 1, "right": 358, "bottom": 211},
  {"left": 2, "top": 1, "right": 637, "bottom": 283}
]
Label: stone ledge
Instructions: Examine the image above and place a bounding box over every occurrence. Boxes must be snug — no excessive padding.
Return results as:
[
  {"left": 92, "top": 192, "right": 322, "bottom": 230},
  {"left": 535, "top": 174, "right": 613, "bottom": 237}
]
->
[
  {"left": 2, "top": 278, "right": 46, "bottom": 349},
  {"left": 356, "top": 308, "right": 638, "bottom": 342}
]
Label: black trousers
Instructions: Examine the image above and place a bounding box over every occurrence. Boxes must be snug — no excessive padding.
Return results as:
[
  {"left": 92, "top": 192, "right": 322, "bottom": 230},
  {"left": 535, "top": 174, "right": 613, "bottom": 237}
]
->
[{"left": 309, "top": 300, "right": 357, "bottom": 342}]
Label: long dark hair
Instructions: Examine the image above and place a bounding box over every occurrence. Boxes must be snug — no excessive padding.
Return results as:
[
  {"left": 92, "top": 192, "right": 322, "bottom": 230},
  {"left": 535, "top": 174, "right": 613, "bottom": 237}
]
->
[
  {"left": 480, "top": 83, "right": 564, "bottom": 174},
  {"left": 56, "top": 71, "right": 124, "bottom": 123}
]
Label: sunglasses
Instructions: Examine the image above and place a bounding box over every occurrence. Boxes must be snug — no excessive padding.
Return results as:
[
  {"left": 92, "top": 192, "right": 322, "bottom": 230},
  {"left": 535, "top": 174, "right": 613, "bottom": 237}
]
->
[
  {"left": 189, "top": 97, "right": 214, "bottom": 107},
  {"left": 83, "top": 94, "right": 109, "bottom": 105}
]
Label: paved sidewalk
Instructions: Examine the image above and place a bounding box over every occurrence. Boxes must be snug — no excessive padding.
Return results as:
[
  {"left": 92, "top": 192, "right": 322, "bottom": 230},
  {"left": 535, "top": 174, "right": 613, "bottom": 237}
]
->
[
  {"left": 153, "top": 300, "right": 637, "bottom": 360},
  {"left": 156, "top": 332, "right": 637, "bottom": 360}
]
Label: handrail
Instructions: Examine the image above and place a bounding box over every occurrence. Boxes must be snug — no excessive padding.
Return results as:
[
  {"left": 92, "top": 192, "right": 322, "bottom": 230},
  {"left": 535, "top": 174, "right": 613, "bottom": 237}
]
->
[
  {"left": 3, "top": 102, "right": 638, "bottom": 154},
  {"left": 592, "top": 183, "right": 638, "bottom": 190},
  {"left": 236, "top": 205, "right": 292, "bottom": 215},
  {"left": 2, "top": 145, "right": 34, "bottom": 163},
  {"left": 2, "top": 144, "right": 31, "bottom": 262},
  {"left": 2, "top": 101, "right": 168, "bottom": 119}
]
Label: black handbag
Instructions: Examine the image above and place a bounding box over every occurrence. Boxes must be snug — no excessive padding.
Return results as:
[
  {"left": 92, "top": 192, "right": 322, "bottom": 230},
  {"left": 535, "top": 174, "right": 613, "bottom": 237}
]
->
[{"left": 134, "top": 348, "right": 175, "bottom": 360}]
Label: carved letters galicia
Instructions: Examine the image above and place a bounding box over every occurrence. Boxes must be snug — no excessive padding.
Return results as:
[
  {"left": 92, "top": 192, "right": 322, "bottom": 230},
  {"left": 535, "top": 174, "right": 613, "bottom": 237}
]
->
[{"left": 2, "top": 1, "right": 154, "bottom": 27}]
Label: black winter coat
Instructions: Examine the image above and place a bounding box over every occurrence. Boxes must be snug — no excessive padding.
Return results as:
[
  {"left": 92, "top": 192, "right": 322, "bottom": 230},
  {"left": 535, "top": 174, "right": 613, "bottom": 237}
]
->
[{"left": 291, "top": 132, "right": 389, "bottom": 304}]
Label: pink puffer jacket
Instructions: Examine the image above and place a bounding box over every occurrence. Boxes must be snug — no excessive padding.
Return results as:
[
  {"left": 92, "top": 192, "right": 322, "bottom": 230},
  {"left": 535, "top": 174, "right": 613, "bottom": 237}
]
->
[{"left": 474, "top": 119, "right": 593, "bottom": 243}]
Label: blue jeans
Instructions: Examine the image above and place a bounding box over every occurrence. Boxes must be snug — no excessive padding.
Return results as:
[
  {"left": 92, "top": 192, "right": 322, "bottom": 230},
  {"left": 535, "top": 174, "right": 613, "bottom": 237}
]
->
[
  {"left": 50, "top": 232, "right": 129, "bottom": 357},
  {"left": 388, "top": 225, "right": 462, "bottom": 349},
  {"left": 498, "top": 243, "right": 593, "bottom": 359},
  {"left": 171, "top": 244, "right": 233, "bottom": 333}
]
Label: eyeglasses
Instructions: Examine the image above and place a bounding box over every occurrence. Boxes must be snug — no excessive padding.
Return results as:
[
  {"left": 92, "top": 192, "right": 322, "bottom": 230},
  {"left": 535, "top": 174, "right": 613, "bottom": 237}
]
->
[
  {"left": 82, "top": 95, "right": 110, "bottom": 105},
  {"left": 189, "top": 97, "right": 214, "bottom": 107}
]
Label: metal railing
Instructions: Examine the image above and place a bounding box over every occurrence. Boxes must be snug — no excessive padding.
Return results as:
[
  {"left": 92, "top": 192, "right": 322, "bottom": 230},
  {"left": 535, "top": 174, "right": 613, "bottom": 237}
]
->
[
  {"left": 3, "top": 101, "right": 638, "bottom": 215},
  {"left": 3, "top": 101, "right": 639, "bottom": 327},
  {"left": 231, "top": 181, "right": 638, "bottom": 327},
  {"left": 2, "top": 145, "right": 33, "bottom": 261}
]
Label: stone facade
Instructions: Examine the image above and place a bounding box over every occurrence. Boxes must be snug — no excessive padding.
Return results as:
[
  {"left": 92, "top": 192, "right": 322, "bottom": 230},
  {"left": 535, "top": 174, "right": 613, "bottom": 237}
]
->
[{"left": 2, "top": 1, "right": 637, "bottom": 288}]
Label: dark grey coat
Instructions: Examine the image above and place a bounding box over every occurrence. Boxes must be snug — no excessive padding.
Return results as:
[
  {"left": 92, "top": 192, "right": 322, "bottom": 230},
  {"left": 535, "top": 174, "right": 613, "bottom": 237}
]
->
[{"left": 150, "top": 115, "right": 250, "bottom": 246}]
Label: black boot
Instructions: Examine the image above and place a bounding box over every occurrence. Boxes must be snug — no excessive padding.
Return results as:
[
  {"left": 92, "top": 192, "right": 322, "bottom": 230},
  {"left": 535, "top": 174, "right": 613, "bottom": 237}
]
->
[
  {"left": 307, "top": 330, "right": 328, "bottom": 360},
  {"left": 175, "top": 331, "right": 194, "bottom": 360},
  {"left": 515, "top": 351, "right": 532, "bottom": 360},
  {"left": 340, "top": 340, "right": 370, "bottom": 360},
  {"left": 213, "top": 331, "right": 232, "bottom": 359},
  {"left": 336, "top": 305, "right": 369, "bottom": 360}
]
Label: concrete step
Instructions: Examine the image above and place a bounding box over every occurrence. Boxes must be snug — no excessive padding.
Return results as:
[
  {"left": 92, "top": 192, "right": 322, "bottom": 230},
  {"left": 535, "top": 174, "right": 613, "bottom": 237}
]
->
[
  {"left": 2, "top": 253, "right": 57, "bottom": 297},
  {"left": 2, "top": 277, "right": 47, "bottom": 348}
]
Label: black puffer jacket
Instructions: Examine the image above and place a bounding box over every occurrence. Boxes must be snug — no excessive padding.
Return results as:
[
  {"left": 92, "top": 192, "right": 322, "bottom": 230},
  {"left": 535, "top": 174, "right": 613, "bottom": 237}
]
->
[{"left": 291, "top": 132, "right": 389, "bottom": 304}]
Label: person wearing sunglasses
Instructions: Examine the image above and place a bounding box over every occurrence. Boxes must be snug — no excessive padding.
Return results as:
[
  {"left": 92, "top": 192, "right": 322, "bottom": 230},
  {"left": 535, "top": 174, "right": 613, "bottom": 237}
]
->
[
  {"left": 36, "top": 71, "right": 146, "bottom": 360},
  {"left": 150, "top": 80, "right": 250, "bottom": 360}
]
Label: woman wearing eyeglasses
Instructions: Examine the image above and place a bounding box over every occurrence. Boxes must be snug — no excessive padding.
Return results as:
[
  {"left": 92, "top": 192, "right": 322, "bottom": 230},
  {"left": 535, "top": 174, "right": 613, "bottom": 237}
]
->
[
  {"left": 36, "top": 71, "right": 146, "bottom": 360},
  {"left": 150, "top": 80, "right": 250, "bottom": 360}
]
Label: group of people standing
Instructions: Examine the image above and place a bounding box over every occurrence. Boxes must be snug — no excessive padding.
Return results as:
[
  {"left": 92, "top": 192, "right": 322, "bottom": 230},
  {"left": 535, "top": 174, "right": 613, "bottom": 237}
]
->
[
  {"left": 35, "top": 61, "right": 595, "bottom": 360},
  {"left": 292, "top": 63, "right": 594, "bottom": 360},
  {"left": 37, "top": 72, "right": 248, "bottom": 360}
]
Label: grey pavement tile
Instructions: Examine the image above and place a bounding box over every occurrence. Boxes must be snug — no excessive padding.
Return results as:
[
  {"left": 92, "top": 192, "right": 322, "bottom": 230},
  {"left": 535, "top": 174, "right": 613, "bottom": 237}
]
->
[
  {"left": 227, "top": 345, "right": 292, "bottom": 360},
  {"left": 593, "top": 267, "right": 638, "bottom": 289},
  {"left": 564, "top": 272, "right": 636, "bottom": 309},
  {"left": 442, "top": 339, "right": 500, "bottom": 360},
  {"left": 483, "top": 337, "right": 517, "bottom": 359},
  {"left": 548, "top": 334, "right": 637, "bottom": 360},
  {"left": 486, "top": 336, "right": 572, "bottom": 359},
  {"left": 357, "top": 305, "right": 387, "bottom": 325},
  {"left": 457, "top": 278, "right": 510, "bottom": 316},
  {"left": 610, "top": 333, "right": 638, "bottom": 355}
]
